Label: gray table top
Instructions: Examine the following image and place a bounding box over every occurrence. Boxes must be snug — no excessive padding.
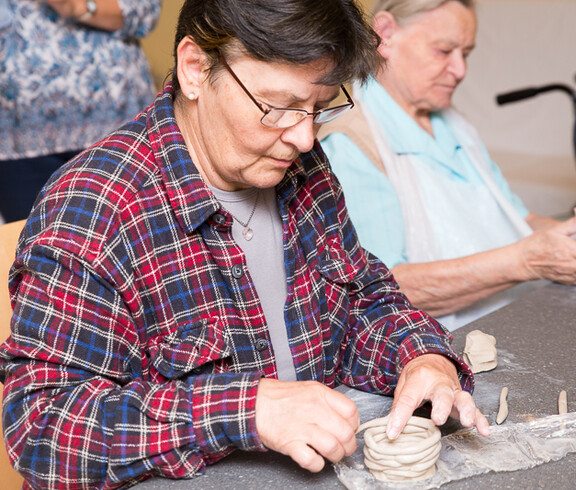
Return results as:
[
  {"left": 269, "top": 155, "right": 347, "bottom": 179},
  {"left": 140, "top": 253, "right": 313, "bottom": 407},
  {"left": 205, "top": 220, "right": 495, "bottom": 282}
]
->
[
  {"left": 137, "top": 282, "right": 576, "bottom": 489},
  {"left": 443, "top": 281, "right": 576, "bottom": 489}
]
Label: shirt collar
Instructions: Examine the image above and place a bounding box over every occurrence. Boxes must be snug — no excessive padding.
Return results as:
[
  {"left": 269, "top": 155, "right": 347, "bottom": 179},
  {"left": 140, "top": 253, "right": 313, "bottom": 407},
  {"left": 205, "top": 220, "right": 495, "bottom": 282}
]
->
[
  {"left": 146, "top": 84, "right": 221, "bottom": 234},
  {"left": 361, "top": 77, "right": 461, "bottom": 160}
]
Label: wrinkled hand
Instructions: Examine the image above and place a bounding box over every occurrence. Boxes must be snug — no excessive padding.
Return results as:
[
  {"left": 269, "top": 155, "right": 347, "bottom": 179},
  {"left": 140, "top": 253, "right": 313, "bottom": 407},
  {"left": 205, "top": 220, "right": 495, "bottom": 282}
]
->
[
  {"left": 385, "top": 354, "right": 491, "bottom": 440},
  {"left": 255, "top": 378, "right": 359, "bottom": 472},
  {"left": 45, "top": 0, "right": 85, "bottom": 19},
  {"left": 518, "top": 214, "right": 576, "bottom": 284}
]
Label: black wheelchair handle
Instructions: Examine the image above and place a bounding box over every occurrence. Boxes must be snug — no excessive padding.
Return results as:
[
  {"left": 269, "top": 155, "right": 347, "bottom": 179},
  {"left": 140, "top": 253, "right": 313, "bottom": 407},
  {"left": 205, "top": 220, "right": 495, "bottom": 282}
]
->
[{"left": 496, "top": 84, "right": 576, "bottom": 106}]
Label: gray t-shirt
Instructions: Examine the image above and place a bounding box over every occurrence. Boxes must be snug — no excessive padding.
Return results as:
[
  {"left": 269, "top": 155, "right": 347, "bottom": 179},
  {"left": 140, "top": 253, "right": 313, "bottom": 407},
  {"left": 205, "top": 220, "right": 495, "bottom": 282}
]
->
[{"left": 211, "top": 186, "right": 297, "bottom": 381}]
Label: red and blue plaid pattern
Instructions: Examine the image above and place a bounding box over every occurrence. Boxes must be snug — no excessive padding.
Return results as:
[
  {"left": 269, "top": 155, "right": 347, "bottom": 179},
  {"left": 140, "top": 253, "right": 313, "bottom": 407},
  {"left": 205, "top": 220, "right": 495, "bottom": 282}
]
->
[{"left": 0, "top": 85, "right": 472, "bottom": 489}]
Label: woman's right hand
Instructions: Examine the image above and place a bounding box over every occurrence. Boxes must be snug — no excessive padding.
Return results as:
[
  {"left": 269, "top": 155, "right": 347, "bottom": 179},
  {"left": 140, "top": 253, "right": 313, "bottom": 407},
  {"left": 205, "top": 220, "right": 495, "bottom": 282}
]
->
[{"left": 255, "top": 378, "right": 359, "bottom": 472}]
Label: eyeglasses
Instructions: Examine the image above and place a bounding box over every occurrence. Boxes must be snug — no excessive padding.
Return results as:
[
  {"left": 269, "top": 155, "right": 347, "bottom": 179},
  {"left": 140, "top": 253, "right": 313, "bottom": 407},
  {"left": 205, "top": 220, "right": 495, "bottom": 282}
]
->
[{"left": 218, "top": 54, "right": 354, "bottom": 129}]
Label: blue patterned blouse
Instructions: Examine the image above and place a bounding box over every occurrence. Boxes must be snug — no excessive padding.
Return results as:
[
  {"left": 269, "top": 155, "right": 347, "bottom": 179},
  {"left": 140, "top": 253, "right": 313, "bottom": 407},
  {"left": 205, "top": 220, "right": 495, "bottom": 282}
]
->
[{"left": 0, "top": 0, "right": 161, "bottom": 160}]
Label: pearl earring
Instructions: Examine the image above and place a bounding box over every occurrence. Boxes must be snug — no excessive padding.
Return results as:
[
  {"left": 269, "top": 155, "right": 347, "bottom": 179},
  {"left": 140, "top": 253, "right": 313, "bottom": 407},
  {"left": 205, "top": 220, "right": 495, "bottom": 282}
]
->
[{"left": 188, "top": 92, "right": 197, "bottom": 101}]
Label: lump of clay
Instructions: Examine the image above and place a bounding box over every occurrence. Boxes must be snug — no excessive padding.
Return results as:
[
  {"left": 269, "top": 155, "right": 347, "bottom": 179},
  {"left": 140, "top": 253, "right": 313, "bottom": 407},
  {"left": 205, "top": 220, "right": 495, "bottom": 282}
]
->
[
  {"left": 357, "top": 415, "right": 441, "bottom": 482},
  {"left": 462, "top": 329, "right": 497, "bottom": 373}
]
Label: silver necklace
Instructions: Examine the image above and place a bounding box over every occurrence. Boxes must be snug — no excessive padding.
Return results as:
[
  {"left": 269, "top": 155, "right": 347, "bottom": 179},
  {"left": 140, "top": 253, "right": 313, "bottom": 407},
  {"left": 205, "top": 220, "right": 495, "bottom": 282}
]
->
[{"left": 229, "top": 190, "right": 260, "bottom": 241}]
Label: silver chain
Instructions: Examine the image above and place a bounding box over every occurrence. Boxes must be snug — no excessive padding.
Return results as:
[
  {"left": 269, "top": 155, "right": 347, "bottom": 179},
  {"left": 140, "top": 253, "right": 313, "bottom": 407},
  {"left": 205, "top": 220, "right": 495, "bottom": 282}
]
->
[{"left": 228, "top": 190, "right": 260, "bottom": 240}]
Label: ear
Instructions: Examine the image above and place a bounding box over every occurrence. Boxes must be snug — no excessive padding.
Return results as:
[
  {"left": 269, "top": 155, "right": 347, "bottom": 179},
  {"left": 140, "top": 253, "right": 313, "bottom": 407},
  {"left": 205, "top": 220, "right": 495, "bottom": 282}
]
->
[
  {"left": 176, "top": 36, "right": 209, "bottom": 100},
  {"left": 373, "top": 11, "right": 397, "bottom": 58}
]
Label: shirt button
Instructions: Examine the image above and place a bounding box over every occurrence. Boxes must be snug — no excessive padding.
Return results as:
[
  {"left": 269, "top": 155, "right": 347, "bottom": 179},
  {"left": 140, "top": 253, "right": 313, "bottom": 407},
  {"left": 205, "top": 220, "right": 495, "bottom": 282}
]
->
[
  {"left": 231, "top": 264, "right": 243, "bottom": 278},
  {"left": 213, "top": 213, "right": 226, "bottom": 225},
  {"left": 255, "top": 338, "right": 268, "bottom": 352}
]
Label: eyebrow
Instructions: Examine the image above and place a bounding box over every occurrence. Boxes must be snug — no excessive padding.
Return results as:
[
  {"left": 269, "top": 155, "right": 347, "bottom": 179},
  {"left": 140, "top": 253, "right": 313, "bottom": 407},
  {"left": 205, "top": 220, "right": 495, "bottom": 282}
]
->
[
  {"left": 434, "top": 39, "right": 476, "bottom": 51},
  {"left": 258, "top": 87, "right": 340, "bottom": 106}
]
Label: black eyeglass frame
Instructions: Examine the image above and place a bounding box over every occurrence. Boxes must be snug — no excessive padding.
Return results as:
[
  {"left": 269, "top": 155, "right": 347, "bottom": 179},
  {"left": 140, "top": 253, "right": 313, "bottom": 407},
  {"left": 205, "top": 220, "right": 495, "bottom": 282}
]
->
[{"left": 218, "top": 53, "right": 355, "bottom": 129}]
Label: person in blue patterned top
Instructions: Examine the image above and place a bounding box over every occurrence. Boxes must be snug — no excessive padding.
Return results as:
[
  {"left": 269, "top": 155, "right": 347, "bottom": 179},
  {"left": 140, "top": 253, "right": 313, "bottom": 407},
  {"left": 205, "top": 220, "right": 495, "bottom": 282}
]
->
[
  {"left": 0, "top": 0, "right": 161, "bottom": 223},
  {"left": 0, "top": 0, "right": 11, "bottom": 32}
]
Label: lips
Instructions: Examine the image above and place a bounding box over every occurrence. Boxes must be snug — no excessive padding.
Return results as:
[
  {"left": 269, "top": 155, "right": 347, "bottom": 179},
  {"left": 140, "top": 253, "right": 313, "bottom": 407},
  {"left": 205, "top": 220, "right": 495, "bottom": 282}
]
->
[
  {"left": 270, "top": 156, "right": 297, "bottom": 168},
  {"left": 439, "top": 84, "right": 456, "bottom": 92}
]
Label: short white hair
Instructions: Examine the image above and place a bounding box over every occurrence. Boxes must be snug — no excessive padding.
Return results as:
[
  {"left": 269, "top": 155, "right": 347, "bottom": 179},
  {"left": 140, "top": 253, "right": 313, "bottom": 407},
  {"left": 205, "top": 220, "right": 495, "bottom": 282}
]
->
[{"left": 371, "top": 0, "right": 475, "bottom": 23}]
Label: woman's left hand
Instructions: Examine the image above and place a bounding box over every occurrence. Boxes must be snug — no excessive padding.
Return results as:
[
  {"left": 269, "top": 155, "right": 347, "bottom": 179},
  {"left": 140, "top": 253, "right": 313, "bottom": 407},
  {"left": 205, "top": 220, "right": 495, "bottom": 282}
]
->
[
  {"left": 385, "top": 353, "right": 491, "bottom": 440},
  {"left": 45, "top": 0, "right": 124, "bottom": 31}
]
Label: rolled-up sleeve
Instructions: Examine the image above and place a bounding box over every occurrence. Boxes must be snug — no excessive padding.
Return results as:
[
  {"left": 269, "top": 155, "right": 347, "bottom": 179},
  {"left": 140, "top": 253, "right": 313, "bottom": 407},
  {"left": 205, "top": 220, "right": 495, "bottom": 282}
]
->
[{"left": 327, "top": 168, "right": 475, "bottom": 395}]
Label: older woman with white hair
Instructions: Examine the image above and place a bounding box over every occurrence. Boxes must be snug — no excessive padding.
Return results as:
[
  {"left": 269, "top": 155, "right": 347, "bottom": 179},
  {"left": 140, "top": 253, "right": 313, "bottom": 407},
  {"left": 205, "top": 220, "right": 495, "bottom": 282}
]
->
[{"left": 320, "top": 0, "right": 576, "bottom": 330}]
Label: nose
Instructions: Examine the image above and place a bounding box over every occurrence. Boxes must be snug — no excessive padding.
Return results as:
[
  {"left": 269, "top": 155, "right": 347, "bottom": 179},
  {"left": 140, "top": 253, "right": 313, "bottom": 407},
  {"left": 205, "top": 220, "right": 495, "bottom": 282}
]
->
[
  {"left": 449, "top": 51, "right": 467, "bottom": 81},
  {"left": 280, "top": 116, "right": 316, "bottom": 153}
]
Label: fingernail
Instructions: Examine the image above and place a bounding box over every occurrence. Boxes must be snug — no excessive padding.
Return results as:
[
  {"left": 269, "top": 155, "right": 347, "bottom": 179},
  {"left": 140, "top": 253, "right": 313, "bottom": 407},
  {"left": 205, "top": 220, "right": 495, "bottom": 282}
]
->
[{"left": 386, "top": 423, "right": 399, "bottom": 440}]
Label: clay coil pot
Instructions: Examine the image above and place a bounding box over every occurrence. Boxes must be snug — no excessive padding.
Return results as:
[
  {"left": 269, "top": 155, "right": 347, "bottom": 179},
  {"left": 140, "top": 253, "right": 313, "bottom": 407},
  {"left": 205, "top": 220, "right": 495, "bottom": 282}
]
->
[{"left": 357, "top": 415, "right": 441, "bottom": 482}]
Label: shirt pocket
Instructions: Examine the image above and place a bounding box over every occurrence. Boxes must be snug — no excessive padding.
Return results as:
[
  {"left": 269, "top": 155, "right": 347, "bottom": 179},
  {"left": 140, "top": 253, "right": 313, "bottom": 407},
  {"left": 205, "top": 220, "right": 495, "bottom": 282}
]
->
[
  {"left": 313, "top": 243, "right": 360, "bottom": 369},
  {"left": 316, "top": 244, "right": 360, "bottom": 285},
  {"left": 150, "top": 318, "right": 232, "bottom": 379}
]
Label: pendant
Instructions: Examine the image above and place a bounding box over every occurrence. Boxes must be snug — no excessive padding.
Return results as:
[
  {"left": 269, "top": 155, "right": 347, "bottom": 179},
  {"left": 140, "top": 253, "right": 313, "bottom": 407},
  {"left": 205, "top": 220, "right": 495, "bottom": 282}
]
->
[{"left": 242, "top": 226, "right": 254, "bottom": 241}]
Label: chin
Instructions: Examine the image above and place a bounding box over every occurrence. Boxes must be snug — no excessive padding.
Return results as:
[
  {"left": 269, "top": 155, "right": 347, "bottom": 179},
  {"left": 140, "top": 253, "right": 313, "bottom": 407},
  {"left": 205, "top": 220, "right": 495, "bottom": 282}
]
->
[
  {"left": 439, "top": 93, "right": 455, "bottom": 108},
  {"left": 253, "top": 171, "right": 288, "bottom": 190},
  {"left": 430, "top": 99, "right": 453, "bottom": 112},
  {"left": 426, "top": 89, "right": 455, "bottom": 110}
]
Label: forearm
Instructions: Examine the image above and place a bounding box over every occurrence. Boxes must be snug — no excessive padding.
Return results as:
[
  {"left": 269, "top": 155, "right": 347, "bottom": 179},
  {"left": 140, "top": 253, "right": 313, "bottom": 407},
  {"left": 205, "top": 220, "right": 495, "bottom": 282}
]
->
[
  {"left": 2, "top": 364, "right": 262, "bottom": 488},
  {"left": 79, "top": 0, "right": 124, "bottom": 32},
  {"left": 342, "top": 299, "right": 474, "bottom": 395},
  {"left": 392, "top": 243, "right": 527, "bottom": 317},
  {"left": 332, "top": 183, "right": 472, "bottom": 392},
  {"left": 1, "top": 255, "right": 263, "bottom": 487},
  {"left": 340, "top": 255, "right": 473, "bottom": 394},
  {"left": 46, "top": 0, "right": 125, "bottom": 31},
  {"left": 393, "top": 210, "right": 576, "bottom": 316}
]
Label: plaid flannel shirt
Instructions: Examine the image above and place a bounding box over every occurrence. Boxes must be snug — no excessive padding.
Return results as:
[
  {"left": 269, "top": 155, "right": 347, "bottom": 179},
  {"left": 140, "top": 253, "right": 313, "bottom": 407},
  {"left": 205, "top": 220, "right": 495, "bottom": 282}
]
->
[{"left": 0, "top": 84, "right": 473, "bottom": 489}]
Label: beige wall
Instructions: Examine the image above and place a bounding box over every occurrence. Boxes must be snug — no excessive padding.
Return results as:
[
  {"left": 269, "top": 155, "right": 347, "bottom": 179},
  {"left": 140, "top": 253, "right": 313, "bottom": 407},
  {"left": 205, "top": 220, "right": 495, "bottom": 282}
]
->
[
  {"left": 141, "top": 1, "right": 184, "bottom": 90},
  {"left": 142, "top": 0, "right": 374, "bottom": 90}
]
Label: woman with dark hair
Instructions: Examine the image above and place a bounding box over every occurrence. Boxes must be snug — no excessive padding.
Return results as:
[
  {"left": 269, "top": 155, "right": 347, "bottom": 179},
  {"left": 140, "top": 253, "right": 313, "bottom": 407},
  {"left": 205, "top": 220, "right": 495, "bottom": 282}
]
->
[{"left": 0, "top": 1, "right": 488, "bottom": 487}]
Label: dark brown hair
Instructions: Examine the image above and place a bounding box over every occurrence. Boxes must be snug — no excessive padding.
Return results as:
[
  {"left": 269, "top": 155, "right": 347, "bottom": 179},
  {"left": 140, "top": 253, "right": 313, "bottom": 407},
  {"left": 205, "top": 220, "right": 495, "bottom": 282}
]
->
[{"left": 171, "top": 0, "right": 380, "bottom": 93}]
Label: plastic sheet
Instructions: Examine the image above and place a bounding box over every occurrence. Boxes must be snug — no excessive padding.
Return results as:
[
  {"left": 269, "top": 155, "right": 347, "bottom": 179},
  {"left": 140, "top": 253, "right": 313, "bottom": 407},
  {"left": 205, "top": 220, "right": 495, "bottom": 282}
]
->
[{"left": 335, "top": 412, "right": 576, "bottom": 489}]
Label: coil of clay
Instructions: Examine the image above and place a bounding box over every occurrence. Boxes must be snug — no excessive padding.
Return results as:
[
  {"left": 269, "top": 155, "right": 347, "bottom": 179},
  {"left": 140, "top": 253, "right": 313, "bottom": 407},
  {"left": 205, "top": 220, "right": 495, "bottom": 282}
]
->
[
  {"left": 559, "top": 390, "right": 568, "bottom": 415},
  {"left": 496, "top": 386, "right": 509, "bottom": 424},
  {"left": 357, "top": 415, "right": 441, "bottom": 482}
]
